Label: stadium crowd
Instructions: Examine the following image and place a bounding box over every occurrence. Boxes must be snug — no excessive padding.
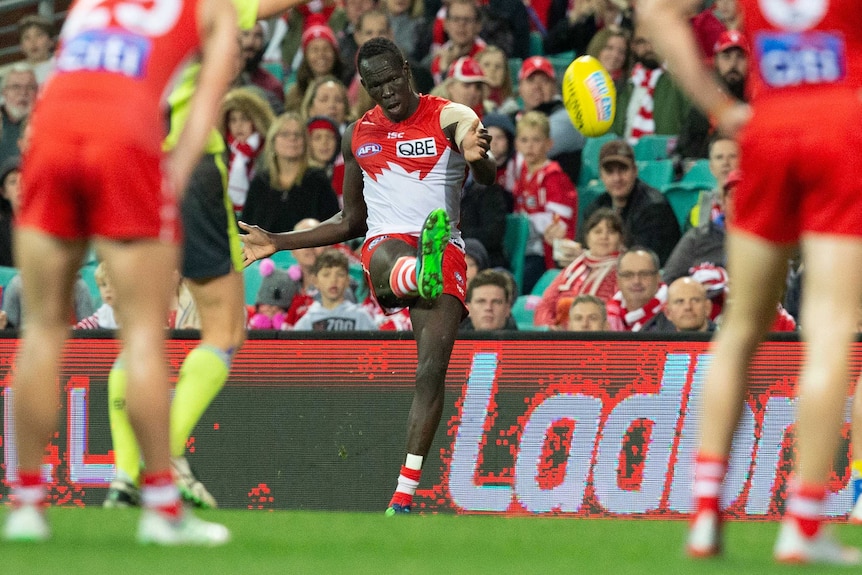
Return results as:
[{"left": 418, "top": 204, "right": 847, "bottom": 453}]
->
[{"left": 0, "top": 0, "right": 796, "bottom": 338}]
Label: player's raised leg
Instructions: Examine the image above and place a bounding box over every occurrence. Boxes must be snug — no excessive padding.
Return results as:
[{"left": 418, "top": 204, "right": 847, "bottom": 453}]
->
[
  {"left": 3, "top": 229, "right": 86, "bottom": 542},
  {"left": 689, "top": 231, "right": 791, "bottom": 557},
  {"left": 773, "top": 234, "right": 862, "bottom": 565}
]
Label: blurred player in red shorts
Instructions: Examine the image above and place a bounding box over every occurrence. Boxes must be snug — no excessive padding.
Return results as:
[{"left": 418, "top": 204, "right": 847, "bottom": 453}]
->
[
  {"left": 641, "top": 0, "right": 862, "bottom": 565},
  {"left": 2, "top": 0, "right": 237, "bottom": 545}
]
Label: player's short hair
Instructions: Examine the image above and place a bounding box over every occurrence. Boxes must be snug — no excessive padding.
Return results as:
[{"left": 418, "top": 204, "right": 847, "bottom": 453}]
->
[
  {"left": 17, "top": 14, "right": 53, "bottom": 39},
  {"left": 570, "top": 294, "right": 607, "bottom": 322},
  {"left": 516, "top": 111, "right": 550, "bottom": 139},
  {"left": 312, "top": 249, "right": 349, "bottom": 275},
  {"left": 357, "top": 37, "right": 405, "bottom": 72},
  {"left": 467, "top": 269, "right": 513, "bottom": 304}
]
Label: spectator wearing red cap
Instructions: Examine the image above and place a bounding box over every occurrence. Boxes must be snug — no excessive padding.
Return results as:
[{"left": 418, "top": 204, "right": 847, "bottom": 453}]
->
[
  {"left": 436, "top": 56, "right": 488, "bottom": 118},
  {"left": 674, "top": 29, "right": 749, "bottom": 161},
  {"left": 515, "top": 56, "right": 586, "bottom": 187},
  {"left": 690, "top": 0, "right": 742, "bottom": 61},
  {"left": 285, "top": 23, "right": 346, "bottom": 113}
]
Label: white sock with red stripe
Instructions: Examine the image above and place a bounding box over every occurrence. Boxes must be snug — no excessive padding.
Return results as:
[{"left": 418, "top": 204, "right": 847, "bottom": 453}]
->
[
  {"left": 389, "top": 454, "right": 423, "bottom": 508},
  {"left": 692, "top": 452, "right": 727, "bottom": 516},
  {"left": 142, "top": 470, "right": 183, "bottom": 520},
  {"left": 389, "top": 257, "right": 418, "bottom": 298},
  {"left": 786, "top": 482, "right": 826, "bottom": 537},
  {"left": 12, "top": 470, "right": 45, "bottom": 508}
]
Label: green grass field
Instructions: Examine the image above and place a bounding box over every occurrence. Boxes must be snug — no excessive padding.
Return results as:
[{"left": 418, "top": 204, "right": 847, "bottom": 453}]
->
[{"left": 5, "top": 508, "right": 862, "bottom": 574}]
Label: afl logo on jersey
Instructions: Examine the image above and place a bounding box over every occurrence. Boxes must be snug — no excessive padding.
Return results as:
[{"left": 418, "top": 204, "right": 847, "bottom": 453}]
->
[
  {"left": 759, "top": 0, "right": 828, "bottom": 32},
  {"left": 357, "top": 143, "right": 382, "bottom": 158},
  {"left": 397, "top": 137, "right": 438, "bottom": 158}
]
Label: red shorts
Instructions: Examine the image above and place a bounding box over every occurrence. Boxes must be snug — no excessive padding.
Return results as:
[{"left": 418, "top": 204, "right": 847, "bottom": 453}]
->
[
  {"left": 361, "top": 233, "right": 467, "bottom": 314},
  {"left": 18, "top": 131, "right": 180, "bottom": 242},
  {"left": 733, "top": 89, "right": 862, "bottom": 243}
]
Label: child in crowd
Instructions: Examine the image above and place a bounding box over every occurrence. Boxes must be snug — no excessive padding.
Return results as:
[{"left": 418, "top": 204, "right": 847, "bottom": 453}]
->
[
  {"left": 293, "top": 249, "right": 377, "bottom": 331},
  {"left": 219, "top": 88, "right": 275, "bottom": 213},
  {"left": 248, "top": 258, "right": 297, "bottom": 330},
  {"left": 512, "top": 111, "right": 577, "bottom": 293},
  {"left": 17, "top": 15, "right": 54, "bottom": 85},
  {"left": 306, "top": 115, "right": 344, "bottom": 200},
  {"left": 75, "top": 263, "right": 118, "bottom": 329}
]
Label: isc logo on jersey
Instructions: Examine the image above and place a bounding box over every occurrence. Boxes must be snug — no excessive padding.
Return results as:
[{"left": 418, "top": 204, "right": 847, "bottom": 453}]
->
[{"left": 397, "top": 138, "right": 437, "bottom": 159}]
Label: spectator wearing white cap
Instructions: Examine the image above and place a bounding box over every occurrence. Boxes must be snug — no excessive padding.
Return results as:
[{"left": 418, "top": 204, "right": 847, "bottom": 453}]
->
[{"left": 436, "top": 56, "right": 488, "bottom": 119}]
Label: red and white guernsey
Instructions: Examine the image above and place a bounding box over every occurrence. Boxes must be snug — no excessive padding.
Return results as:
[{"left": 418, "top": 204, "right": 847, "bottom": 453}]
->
[
  {"left": 352, "top": 95, "right": 480, "bottom": 245},
  {"left": 31, "top": 0, "right": 202, "bottom": 152},
  {"left": 742, "top": 0, "right": 862, "bottom": 101}
]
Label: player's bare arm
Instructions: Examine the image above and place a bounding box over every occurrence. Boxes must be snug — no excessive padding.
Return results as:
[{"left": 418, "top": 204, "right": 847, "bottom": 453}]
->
[
  {"left": 169, "top": 0, "right": 238, "bottom": 195},
  {"left": 442, "top": 104, "right": 495, "bottom": 185},
  {"left": 639, "top": 0, "right": 750, "bottom": 137},
  {"left": 239, "top": 123, "right": 368, "bottom": 265}
]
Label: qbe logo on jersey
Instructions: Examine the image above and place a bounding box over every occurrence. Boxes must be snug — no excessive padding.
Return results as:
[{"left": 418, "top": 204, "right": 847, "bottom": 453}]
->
[{"left": 397, "top": 137, "right": 437, "bottom": 159}]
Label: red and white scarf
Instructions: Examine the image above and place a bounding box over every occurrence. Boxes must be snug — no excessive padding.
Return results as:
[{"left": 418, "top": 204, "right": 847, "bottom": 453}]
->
[
  {"left": 558, "top": 251, "right": 619, "bottom": 296},
  {"left": 607, "top": 283, "right": 668, "bottom": 332},
  {"left": 227, "top": 132, "right": 262, "bottom": 211},
  {"left": 626, "top": 63, "right": 664, "bottom": 143}
]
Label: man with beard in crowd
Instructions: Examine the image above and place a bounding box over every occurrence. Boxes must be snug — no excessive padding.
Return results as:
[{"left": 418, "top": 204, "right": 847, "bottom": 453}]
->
[
  {"left": 0, "top": 64, "right": 38, "bottom": 165},
  {"left": 675, "top": 29, "right": 749, "bottom": 160},
  {"left": 612, "top": 22, "right": 689, "bottom": 143},
  {"left": 238, "top": 20, "right": 285, "bottom": 113}
]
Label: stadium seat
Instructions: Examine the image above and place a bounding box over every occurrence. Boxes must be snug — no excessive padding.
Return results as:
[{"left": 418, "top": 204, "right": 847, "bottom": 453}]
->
[
  {"left": 577, "top": 182, "right": 606, "bottom": 230},
  {"left": 244, "top": 259, "right": 264, "bottom": 307},
  {"left": 578, "top": 134, "right": 616, "bottom": 189},
  {"left": 531, "top": 268, "right": 561, "bottom": 296},
  {"left": 503, "top": 213, "right": 531, "bottom": 296},
  {"left": 511, "top": 294, "right": 541, "bottom": 330},
  {"left": 0, "top": 266, "right": 17, "bottom": 306},
  {"left": 662, "top": 184, "right": 704, "bottom": 232},
  {"left": 508, "top": 57, "right": 523, "bottom": 86},
  {"left": 548, "top": 52, "right": 576, "bottom": 80},
  {"left": 270, "top": 250, "right": 297, "bottom": 269},
  {"left": 529, "top": 31, "right": 544, "bottom": 57},
  {"left": 636, "top": 159, "right": 674, "bottom": 189},
  {"left": 633, "top": 135, "right": 676, "bottom": 162},
  {"left": 349, "top": 263, "right": 368, "bottom": 301},
  {"left": 681, "top": 159, "right": 717, "bottom": 189}
]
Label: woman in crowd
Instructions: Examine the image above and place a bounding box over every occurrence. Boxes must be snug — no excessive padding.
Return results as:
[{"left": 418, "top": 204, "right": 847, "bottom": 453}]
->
[
  {"left": 284, "top": 24, "right": 346, "bottom": 113},
  {"left": 300, "top": 75, "right": 350, "bottom": 130},
  {"left": 586, "top": 28, "right": 630, "bottom": 88},
  {"left": 534, "top": 208, "right": 626, "bottom": 329},
  {"left": 475, "top": 46, "right": 517, "bottom": 114},
  {"left": 240, "top": 112, "right": 339, "bottom": 233}
]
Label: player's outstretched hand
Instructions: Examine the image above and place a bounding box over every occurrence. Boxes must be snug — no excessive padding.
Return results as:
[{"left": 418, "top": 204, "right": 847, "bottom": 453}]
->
[
  {"left": 462, "top": 118, "right": 491, "bottom": 163},
  {"left": 238, "top": 221, "right": 277, "bottom": 267}
]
